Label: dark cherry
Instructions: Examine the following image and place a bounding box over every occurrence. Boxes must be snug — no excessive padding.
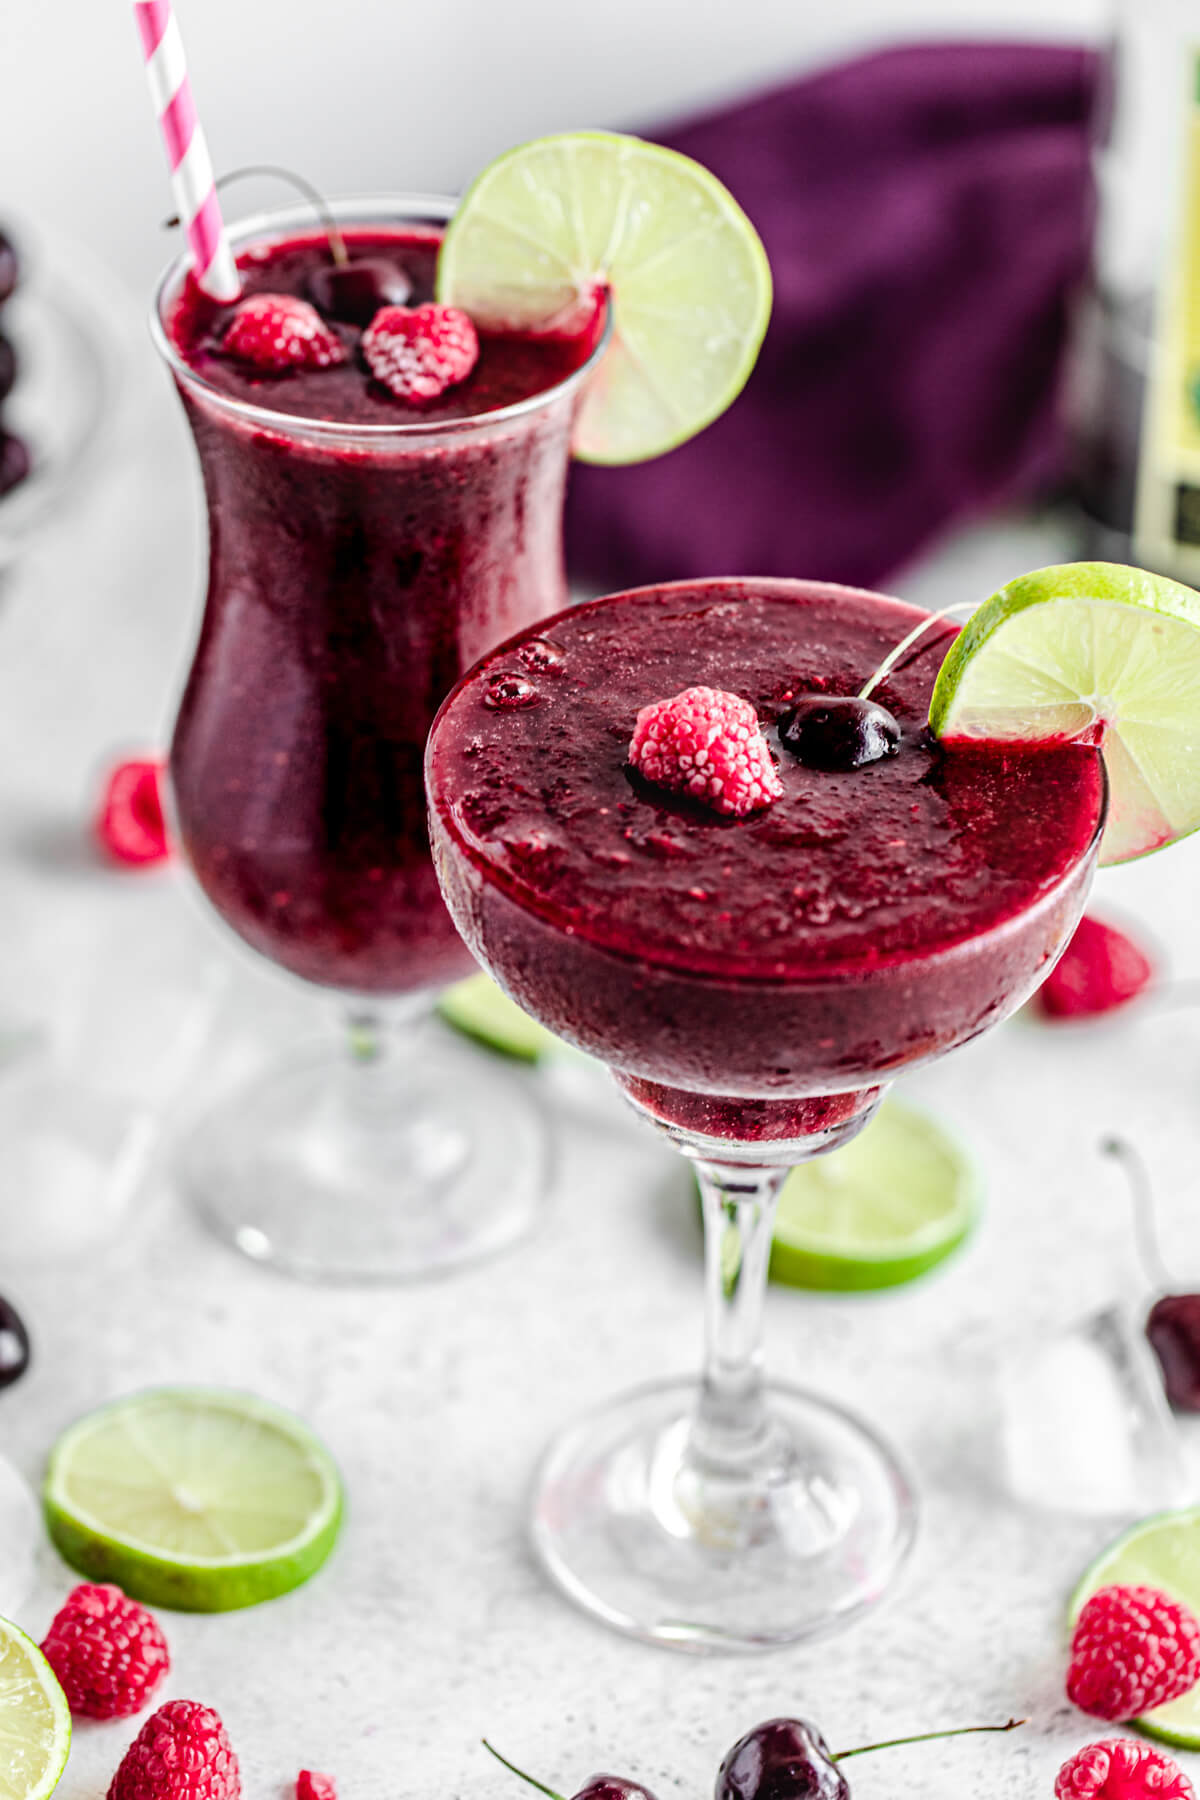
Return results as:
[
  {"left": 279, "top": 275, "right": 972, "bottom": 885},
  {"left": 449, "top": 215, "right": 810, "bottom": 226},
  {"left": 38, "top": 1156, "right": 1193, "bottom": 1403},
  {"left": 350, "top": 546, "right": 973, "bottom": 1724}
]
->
[
  {"left": 0, "top": 231, "right": 18, "bottom": 307},
  {"left": 0, "top": 431, "right": 30, "bottom": 497},
  {"left": 574, "top": 1780, "right": 659, "bottom": 1800},
  {"left": 717, "top": 1720, "right": 847, "bottom": 1800},
  {"left": 778, "top": 696, "right": 901, "bottom": 771},
  {"left": 307, "top": 257, "right": 413, "bottom": 326},
  {"left": 0, "top": 1295, "right": 30, "bottom": 1388},
  {"left": 1147, "top": 1294, "right": 1200, "bottom": 1411},
  {"left": 0, "top": 334, "right": 15, "bottom": 403}
]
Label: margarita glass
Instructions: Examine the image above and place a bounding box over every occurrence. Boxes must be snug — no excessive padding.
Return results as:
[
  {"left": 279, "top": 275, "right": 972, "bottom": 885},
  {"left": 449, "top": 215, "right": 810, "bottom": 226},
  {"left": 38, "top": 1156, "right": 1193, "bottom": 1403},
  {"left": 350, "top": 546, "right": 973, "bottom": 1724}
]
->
[
  {"left": 153, "top": 196, "right": 607, "bottom": 1281},
  {"left": 426, "top": 576, "right": 1106, "bottom": 1649}
]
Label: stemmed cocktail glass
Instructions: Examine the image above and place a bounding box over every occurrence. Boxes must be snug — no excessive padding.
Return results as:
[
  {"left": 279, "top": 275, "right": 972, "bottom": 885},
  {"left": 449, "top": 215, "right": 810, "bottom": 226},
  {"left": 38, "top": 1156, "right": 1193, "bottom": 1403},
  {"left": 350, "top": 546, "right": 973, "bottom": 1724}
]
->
[
  {"left": 151, "top": 196, "right": 608, "bottom": 1281},
  {"left": 427, "top": 575, "right": 1106, "bottom": 1649}
]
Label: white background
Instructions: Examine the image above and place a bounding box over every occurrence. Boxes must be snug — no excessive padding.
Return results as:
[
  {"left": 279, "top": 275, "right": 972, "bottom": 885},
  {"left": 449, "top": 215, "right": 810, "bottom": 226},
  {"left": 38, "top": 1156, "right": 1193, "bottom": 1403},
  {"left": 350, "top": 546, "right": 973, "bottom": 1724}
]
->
[{"left": 3, "top": 0, "right": 1105, "bottom": 299}]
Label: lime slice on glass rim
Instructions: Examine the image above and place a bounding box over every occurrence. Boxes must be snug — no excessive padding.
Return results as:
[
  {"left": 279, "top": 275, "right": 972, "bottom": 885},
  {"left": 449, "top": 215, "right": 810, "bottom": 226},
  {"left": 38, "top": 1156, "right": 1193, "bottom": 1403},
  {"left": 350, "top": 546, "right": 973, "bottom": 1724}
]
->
[
  {"left": 1070, "top": 1509, "right": 1200, "bottom": 1748},
  {"left": 0, "top": 1617, "right": 70, "bottom": 1800},
  {"left": 43, "top": 1387, "right": 343, "bottom": 1613},
  {"left": 768, "top": 1099, "right": 978, "bottom": 1291},
  {"left": 436, "top": 131, "right": 772, "bottom": 464},
  {"left": 929, "top": 561, "right": 1200, "bottom": 864}
]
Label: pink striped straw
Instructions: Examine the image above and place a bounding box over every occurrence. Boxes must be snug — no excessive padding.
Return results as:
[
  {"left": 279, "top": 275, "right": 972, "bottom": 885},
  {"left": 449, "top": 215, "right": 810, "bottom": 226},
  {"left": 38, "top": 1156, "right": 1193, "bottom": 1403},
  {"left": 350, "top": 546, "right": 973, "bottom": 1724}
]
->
[{"left": 133, "top": 0, "right": 240, "bottom": 301}]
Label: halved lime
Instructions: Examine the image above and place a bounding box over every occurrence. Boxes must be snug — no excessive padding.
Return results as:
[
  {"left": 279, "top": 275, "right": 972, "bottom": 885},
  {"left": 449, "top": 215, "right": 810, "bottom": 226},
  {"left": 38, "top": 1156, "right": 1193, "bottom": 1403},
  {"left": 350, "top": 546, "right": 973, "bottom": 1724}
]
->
[
  {"left": 437, "top": 131, "right": 772, "bottom": 464},
  {"left": 1069, "top": 1509, "right": 1200, "bottom": 1747},
  {"left": 0, "top": 1618, "right": 70, "bottom": 1800},
  {"left": 437, "top": 973, "right": 559, "bottom": 1062},
  {"left": 929, "top": 562, "right": 1200, "bottom": 865},
  {"left": 44, "top": 1387, "right": 343, "bottom": 1612},
  {"left": 768, "top": 1100, "right": 978, "bottom": 1291}
]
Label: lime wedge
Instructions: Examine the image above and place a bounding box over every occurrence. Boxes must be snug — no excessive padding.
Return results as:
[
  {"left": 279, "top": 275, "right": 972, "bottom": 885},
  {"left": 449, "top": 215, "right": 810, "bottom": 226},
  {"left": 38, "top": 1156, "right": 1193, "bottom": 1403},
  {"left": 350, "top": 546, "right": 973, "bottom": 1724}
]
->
[
  {"left": 1070, "top": 1509, "right": 1200, "bottom": 1747},
  {"left": 44, "top": 1387, "right": 343, "bottom": 1612},
  {"left": 929, "top": 562, "right": 1200, "bottom": 865},
  {"left": 437, "top": 131, "right": 772, "bottom": 464},
  {"left": 768, "top": 1100, "right": 978, "bottom": 1291},
  {"left": 0, "top": 1618, "right": 70, "bottom": 1800},
  {"left": 437, "top": 973, "right": 559, "bottom": 1062}
]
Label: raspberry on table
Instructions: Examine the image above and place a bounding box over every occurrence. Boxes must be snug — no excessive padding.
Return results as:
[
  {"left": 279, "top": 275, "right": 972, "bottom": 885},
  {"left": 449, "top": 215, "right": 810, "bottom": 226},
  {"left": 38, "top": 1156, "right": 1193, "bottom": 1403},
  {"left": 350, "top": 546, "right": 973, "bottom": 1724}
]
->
[
  {"left": 1068, "top": 1585, "right": 1200, "bottom": 1720},
  {"left": 221, "top": 293, "right": 346, "bottom": 374},
  {"left": 41, "top": 1582, "right": 169, "bottom": 1721},
  {"left": 95, "top": 758, "right": 171, "bottom": 867},
  {"left": 297, "top": 1774, "right": 337, "bottom": 1800},
  {"left": 1037, "top": 915, "right": 1154, "bottom": 1019},
  {"left": 108, "top": 1699, "right": 240, "bottom": 1800},
  {"left": 361, "top": 302, "right": 479, "bottom": 401},
  {"left": 1056, "top": 1738, "right": 1194, "bottom": 1798},
  {"left": 629, "top": 686, "right": 784, "bottom": 819}
]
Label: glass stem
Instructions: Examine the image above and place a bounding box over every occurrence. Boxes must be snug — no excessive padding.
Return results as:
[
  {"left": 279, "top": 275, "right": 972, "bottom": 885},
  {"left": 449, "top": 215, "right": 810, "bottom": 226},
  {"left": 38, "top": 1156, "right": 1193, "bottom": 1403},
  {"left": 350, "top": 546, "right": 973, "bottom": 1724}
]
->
[{"left": 689, "top": 1159, "right": 790, "bottom": 1473}]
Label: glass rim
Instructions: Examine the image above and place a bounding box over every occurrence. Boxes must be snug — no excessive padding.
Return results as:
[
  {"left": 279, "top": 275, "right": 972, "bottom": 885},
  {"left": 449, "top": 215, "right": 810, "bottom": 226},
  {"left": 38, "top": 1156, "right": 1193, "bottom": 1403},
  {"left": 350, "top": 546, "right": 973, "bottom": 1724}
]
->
[
  {"left": 427, "top": 576, "right": 1111, "bottom": 988},
  {"left": 149, "top": 190, "right": 613, "bottom": 444}
]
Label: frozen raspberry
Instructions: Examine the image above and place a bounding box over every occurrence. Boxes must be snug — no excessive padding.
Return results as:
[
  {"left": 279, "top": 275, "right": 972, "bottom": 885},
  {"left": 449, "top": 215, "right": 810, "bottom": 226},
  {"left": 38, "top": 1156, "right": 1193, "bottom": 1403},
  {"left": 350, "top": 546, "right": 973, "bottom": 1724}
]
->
[
  {"left": 109, "top": 1700, "right": 240, "bottom": 1800},
  {"left": 297, "top": 1775, "right": 337, "bottom": 1800},
  {"left": 221, "top": 293, "right": 346, "bottom": 374},
  {"left": 1068, "top": 1585, "right": 1200, "bottom": 1720},
  {"left": 361, "top": 302, "right": 479, "bottom": 401},
  {"left": 1056, "top": 1738, "right": 1194, "bottom": 1798},
  {"left": 96, "top": 758, "right": 170, "bottom": 866},
  {"left": 629, "top": 686, "right": 783, "bottom": 819},
  {"left": 42, "top": 1583, "right": 169, "bottom": 1721},
  {"left": 1038, "top": 915, "right": 1154, "bottom": 1019}
]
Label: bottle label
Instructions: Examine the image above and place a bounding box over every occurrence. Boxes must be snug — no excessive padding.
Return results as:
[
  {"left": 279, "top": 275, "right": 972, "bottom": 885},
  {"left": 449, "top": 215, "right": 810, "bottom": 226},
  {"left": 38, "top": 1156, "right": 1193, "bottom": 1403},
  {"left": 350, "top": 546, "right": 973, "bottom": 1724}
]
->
[{"left": 1134, "top": 52, "right": 1200, "bottom": 576}]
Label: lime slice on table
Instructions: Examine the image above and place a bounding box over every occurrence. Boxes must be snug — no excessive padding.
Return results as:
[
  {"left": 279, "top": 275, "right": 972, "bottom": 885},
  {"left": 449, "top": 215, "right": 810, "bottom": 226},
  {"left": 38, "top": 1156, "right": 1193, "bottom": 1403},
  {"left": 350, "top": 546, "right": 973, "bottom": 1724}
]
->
[
  {"left": 43, "top": 1387, "right": 343, "bottom": 1613},
  {"left": 1070, "top": 1509, "right": 1200, "bottom": 1747},
  {"left": 437, "top": 131, "right": 772, "bottom": 464},
  {"left": 438, "top": 972, "right": 560, "bottom": 1062},
  {"left": 0, "top": 1618, "right": 70, "bottom": 1800},
  {"left": 929, "top": 562, "right": 1200, "bottom": 865},
  {"left": 768, "top": 1099, "right": 978, "bottom": 1291}
]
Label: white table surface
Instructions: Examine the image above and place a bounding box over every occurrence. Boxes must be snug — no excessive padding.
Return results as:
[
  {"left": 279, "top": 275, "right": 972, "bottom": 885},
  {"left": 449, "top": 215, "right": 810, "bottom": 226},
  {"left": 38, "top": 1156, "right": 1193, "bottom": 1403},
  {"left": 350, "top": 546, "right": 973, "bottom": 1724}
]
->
[{"left": 4, "top": 313, "right": 1200, "bottom": 1800}]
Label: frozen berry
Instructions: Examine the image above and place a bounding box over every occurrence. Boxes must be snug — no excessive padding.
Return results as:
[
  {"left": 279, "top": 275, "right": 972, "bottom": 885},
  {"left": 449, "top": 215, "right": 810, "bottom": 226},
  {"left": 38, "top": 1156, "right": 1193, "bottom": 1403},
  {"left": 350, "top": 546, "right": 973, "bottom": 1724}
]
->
[
  {"left": 1056, "top": 1738, "right": 1194, "bottom": 1798},
  {"left": 308, "top": 257, "right": 412, "bottom": 326},
  {"left": 0, "top": 1295, "right": 29, "bottom": 1388},
  {"left": 717, "top": 1719, "right": 847, "bottom": 1800},
  {"left": 361, "top": 302, "right": 479, "bottom": 401},
  {"left": 0, "top": 430, "right": 30, "bottom": 496},
  {"left": 108, "top": 1699, "right": 240, "bottom": 1800},
  {"left": 1068, "top": 1585, "right": 1200, "bottom": 1720},
  {"left": 629, "top": 686, "right": 783, "bottom": 818},
  {"left": 0, "top": 334, "right": 15, "bottom": 403},
  {"left": 0, "top": 230, "right": 18, "bottom": 306},
  {"left": 297, "top": 1777, "right": 337, "bottom": 1800},
  {"left": 221, "top": 293, "right": 346, "bottom": 374},
  {"left": 1037, "top": 915, "right": 1154, "bottom": 1019},
  {"left": 778, "top": 695, "right": 901, "bottom": 771},
  {"left": 42, "top": 1583, "right": 169, "bottom": 1720},
  {"left": 95, "top": 759, "right": 170, "bottom": 866},
  {"left": 1147, "top": 1295, "right": 1200, "bottom": 1411}
]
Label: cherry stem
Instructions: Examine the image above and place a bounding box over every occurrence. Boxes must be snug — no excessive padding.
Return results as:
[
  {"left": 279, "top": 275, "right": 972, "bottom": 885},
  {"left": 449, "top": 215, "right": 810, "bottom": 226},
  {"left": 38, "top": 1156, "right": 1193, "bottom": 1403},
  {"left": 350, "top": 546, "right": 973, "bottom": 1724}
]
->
[
  {"left": 482, "top": 1740, "right": 566, "bottom": 1800},
  {"left": 164, "top": 164, "right": 349, "bottom": 265},
  {"left": 834, "top": 1718, "right": 1026, "bottom": 1760},
  {"left": 858, "top": 600, "right": 976, "bottom": 703},
  {"left": 1102, "top": 1135, "right": 1173, "bottom": 1292}
]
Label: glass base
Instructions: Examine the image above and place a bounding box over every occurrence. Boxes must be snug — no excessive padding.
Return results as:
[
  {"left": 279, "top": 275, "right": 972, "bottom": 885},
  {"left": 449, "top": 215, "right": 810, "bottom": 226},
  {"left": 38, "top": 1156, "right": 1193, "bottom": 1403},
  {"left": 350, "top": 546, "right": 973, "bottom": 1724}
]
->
[
  {"left": 531, "top": 1375, "right": 916, "bottom": 1652},
  {"left": 177, "top": 1028, "right": 549, "bottom": 1282}
]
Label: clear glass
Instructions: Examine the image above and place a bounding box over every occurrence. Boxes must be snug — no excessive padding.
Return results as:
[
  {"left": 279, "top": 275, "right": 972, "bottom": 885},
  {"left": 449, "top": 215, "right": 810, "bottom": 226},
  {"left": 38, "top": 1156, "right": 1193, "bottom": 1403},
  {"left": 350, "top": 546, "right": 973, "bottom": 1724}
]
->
[
  {"left": 426, "top": 575, "right": 1106, "bottom": 1649},
  {"left": 152, "top": 196, "right": 606, "bottom": 1281}
]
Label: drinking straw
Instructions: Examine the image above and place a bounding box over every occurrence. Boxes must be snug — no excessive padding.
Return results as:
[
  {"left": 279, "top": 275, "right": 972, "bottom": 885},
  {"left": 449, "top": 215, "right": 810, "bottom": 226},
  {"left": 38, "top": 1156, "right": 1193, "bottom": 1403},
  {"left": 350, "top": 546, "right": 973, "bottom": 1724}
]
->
[{"left": 132, "top": 0, "right": 240, "bottom": 301}]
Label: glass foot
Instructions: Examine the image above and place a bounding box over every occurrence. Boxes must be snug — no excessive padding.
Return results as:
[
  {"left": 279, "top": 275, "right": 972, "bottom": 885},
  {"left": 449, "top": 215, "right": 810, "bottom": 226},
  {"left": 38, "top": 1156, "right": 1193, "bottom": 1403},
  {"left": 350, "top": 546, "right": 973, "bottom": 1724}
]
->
[
  {"left": 176, "top": 1027, "right": 548, "bottom": 1281},
  {"left": 531, "top": 1375, "right": 916, "bottom": 1652}
]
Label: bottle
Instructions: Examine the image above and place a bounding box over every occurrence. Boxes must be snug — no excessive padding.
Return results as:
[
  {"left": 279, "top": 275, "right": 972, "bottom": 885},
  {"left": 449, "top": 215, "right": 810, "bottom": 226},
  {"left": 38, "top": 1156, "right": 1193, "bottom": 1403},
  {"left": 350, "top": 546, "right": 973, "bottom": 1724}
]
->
[{"left": 1075, "top": 1, "right": 1200, "bottom": 579}]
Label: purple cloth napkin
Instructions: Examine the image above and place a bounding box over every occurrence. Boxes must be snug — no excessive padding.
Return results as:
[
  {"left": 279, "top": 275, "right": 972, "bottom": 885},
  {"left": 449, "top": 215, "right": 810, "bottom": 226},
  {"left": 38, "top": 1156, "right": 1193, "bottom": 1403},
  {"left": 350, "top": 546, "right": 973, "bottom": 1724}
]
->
[{"left": 565, "top": 41, "right": 1099, "bottom": 592}]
